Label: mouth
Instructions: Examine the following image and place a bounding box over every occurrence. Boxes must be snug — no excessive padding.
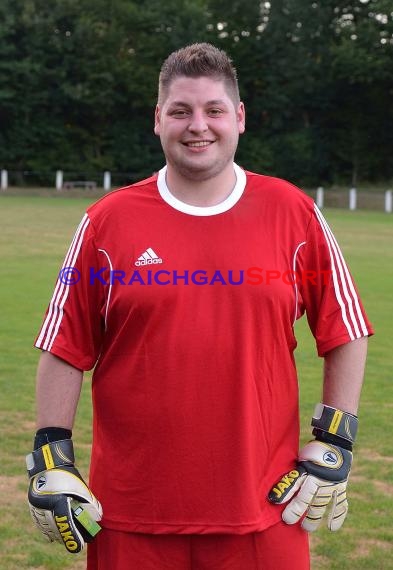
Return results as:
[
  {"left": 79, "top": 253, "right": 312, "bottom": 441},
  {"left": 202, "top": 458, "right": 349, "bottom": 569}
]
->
[{"left": 182, "top": 140, "right": 214, "bottom": 148}]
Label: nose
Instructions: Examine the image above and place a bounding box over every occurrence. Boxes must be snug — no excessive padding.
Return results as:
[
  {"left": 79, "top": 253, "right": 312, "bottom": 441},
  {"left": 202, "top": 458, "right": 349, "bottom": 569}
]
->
[{"left": 188, "top": 111, "right": 208, "bottom": 134}]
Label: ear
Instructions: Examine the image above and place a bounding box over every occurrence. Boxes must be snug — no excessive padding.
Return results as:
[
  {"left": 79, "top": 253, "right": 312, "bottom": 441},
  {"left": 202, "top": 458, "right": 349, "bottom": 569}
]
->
[
  {"left": 237, "top": 102, "right": 246, "bottom": 134},
  {"left": 154, "top": 105, "right": 161, "bottom": 136}
]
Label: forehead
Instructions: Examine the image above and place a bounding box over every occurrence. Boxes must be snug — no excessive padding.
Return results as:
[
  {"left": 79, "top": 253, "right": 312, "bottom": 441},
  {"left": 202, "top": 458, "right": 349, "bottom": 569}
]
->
[{"left": 163, "top": 76, "right": 234, "bottom": 107}]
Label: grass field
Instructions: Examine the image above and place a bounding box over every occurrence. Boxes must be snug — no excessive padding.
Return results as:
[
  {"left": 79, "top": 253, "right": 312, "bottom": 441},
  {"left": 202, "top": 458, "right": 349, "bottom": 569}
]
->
[{"left": 0, "top": 194, "right": 392, "bottom": 569}]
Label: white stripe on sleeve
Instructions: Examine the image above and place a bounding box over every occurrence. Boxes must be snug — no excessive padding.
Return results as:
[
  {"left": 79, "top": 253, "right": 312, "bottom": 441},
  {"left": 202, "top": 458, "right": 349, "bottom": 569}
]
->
[
  {"left": 314, "top": 205, "right": 369, "bottom": 339},
  {"left": 35, "top": 214, "right": 90, "bottom": 351}
]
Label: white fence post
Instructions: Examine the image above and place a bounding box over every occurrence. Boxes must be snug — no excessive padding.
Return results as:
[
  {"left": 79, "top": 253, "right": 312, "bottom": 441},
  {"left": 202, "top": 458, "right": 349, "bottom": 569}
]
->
[
  {"left": 316, "top": 186, "right": 324, "bottom": 209},
  {"left": 385, "top": 190, "right": 392, "bottom": 213},
  {"left": 103, "top": 171, "right": 111, "bottom": 192},
  {"left": 1, "top": 169, "right": 8, "bottom": 190},
  {"left": 349, "top": 187, "right": 357, "bottom": 211},
  {"left": 56, "top": 170, "right": 63, "bottom": 191}
]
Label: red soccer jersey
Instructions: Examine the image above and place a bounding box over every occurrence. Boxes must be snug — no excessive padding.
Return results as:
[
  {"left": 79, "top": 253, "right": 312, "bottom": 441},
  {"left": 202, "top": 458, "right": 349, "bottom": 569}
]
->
[{"left": 35, "top": 165, "right": 373, "bottom": 534}]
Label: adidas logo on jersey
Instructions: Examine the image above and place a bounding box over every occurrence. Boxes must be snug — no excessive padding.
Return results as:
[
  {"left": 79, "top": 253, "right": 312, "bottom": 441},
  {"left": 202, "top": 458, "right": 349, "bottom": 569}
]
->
[{"left": 135, "top": 247, "right": 163, "bottom": 266}]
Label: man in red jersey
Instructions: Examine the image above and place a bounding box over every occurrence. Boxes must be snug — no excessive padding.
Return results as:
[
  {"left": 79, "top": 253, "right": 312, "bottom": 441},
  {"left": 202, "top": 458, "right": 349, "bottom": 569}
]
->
[{"left": 27, "top": 43, "right": 373, "bottom": 569}]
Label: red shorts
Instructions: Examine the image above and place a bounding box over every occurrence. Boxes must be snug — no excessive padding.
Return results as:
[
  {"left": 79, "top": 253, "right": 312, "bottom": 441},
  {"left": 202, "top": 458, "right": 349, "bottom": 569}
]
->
[{"left": 87, "top": 521, "right": 310, "bottom": 570}]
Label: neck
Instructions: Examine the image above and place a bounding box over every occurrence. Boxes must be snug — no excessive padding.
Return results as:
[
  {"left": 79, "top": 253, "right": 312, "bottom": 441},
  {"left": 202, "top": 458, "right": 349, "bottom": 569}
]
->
[{"left": 165, "top": 163, "right": 237, "bottom": 207}]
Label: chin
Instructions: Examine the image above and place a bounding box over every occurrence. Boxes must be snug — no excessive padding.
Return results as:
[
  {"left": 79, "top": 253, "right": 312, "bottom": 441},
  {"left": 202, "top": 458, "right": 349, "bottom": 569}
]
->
[
  {"left": 179, "top": 166, "right": 220, "bottom": 182},
  {"left": 175, "top": 158, "right": 233, "bottom": 182}
]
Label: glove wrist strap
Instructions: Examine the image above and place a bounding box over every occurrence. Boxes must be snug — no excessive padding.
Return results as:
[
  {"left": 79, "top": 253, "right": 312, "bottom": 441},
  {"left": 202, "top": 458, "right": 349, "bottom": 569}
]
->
[
  {"left": 34, "top": 427, "right": 72, "bottom": 449},
  {"left": 26, "top": 439, "right": 75, "bottom": 478},
  {"left": 311, "top": 403, "right": 358, "bottom": 450}
]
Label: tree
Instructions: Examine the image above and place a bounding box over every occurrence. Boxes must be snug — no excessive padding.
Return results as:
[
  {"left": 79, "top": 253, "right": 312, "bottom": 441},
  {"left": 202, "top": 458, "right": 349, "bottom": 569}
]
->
[{"left": 1, "top": 0, "right": 393, "bottom": 186}]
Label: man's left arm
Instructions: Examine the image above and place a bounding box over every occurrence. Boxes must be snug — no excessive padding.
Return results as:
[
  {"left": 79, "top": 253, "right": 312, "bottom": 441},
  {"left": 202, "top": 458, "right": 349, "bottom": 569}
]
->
[
  {"left": 269, "top": 337, "right": 368, "bottom": 532},
  {"left": 322, "top": 336, "right": 368, "bottom": 414}
]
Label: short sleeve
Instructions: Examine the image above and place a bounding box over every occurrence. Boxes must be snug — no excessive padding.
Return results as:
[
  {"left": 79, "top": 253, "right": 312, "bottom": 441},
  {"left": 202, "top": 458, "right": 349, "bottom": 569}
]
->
[
  {"left": 296, "top": 205, "right": 374, "bottom": 356},
  {"left": 34, "top": 214, "right": 106, "bottom": 370}
]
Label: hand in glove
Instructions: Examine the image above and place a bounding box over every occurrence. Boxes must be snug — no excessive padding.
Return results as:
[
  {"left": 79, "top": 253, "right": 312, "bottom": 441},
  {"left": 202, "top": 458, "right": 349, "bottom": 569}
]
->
[
  {"left": 27, "top": 429, "right": 102, "bottom": 553},
  {"left": 268, "top": 403, "right": 358, "bottom": 532}
]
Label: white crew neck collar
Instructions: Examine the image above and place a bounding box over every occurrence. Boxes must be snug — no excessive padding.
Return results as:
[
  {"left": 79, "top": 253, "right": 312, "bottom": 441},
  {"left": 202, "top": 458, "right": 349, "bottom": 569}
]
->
[{"left": 156, "top": 163, "right": 246, "bottom": 217}]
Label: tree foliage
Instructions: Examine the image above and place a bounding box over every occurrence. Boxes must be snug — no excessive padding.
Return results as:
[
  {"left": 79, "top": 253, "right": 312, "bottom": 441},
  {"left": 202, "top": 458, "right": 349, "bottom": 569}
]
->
[{"left": 0, "top": 0, "right": 392, "bottom": 186}]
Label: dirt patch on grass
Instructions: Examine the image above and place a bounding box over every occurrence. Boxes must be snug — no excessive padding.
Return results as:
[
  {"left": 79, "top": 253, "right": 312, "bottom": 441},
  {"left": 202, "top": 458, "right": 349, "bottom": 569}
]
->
[
  {"left": 0, "top": 474, "right": 26, "bottom": 506},
  {"left": 310, "top": 534, "right": 330, "bottom": 569},
  {"left": 348, "top": 538, "right": 392, "bottom": 560},
  {"left": 0, "top": 413, "right": 36, "bottom": 433},
  {"left": 372, "top": 479, "right": 393, "bottom": 496},
  {"left": 358, "top": 449, "right": 393, "bottom": 463}
]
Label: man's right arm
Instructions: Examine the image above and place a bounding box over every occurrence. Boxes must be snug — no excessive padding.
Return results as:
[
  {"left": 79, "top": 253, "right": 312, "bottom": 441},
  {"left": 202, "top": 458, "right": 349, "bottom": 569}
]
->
[
  {"left": 27, "top": 351, "right": 102, "bottom": 554},
  {"left": 35, "top": 350, "right": 83, "bottom": 430}
]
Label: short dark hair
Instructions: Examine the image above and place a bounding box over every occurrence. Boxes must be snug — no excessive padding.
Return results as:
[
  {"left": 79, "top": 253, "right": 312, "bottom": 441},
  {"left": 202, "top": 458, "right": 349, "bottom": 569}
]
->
[{"left": 158, "top": 43, "right": 240, "bottom": 105}]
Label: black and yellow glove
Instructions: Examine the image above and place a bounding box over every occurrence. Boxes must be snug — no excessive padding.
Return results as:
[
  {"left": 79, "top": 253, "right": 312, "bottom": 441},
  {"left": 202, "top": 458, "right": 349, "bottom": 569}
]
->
[
  {"left": 26, "top": 428, "right": 102, "bottom": 553},
  {"left": 268, "top": 403, "right": 358, "bottom": 532}
]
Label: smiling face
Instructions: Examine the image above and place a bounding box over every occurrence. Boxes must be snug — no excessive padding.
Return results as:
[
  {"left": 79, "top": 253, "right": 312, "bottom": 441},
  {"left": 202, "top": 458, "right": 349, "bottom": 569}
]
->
[{"left": 154, "top": 76, "right": 245, "bottom": 183}]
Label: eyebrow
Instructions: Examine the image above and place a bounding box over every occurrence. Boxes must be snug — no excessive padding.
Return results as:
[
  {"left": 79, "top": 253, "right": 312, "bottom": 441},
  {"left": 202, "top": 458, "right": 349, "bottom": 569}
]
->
[{"left": 168, "top": 99, "right": 229, "bottom": 108}]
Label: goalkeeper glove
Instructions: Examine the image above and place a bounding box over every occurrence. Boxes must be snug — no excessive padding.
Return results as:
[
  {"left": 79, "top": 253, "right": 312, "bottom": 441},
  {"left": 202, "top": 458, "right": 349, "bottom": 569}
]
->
[
  {"left": 26, "top": 428, "right": 102, "bottom": 553},
  {"left": 268, "top": 403, "right": 358, "bottom": 532}
]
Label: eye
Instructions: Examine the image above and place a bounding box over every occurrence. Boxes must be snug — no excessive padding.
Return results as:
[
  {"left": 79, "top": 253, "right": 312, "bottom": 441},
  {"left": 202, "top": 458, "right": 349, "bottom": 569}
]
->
[
  {"left": 170, "top": 109, "right": 189, "bottom": 118},
  {"left": 208, "top": 108, "right": 224, "bottom": 117}
]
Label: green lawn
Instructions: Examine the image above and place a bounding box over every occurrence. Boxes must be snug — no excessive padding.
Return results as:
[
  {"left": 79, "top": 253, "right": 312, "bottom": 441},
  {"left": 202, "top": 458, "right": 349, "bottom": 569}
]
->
[{"left": 0, "top": 195, "right": 391, "bottom": 569}]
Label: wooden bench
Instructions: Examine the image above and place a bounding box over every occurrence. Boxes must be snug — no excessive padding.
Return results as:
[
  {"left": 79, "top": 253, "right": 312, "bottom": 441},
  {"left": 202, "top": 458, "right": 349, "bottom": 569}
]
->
[{"left": 63, "top": 180, "right": 97, "bottom": 190}]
